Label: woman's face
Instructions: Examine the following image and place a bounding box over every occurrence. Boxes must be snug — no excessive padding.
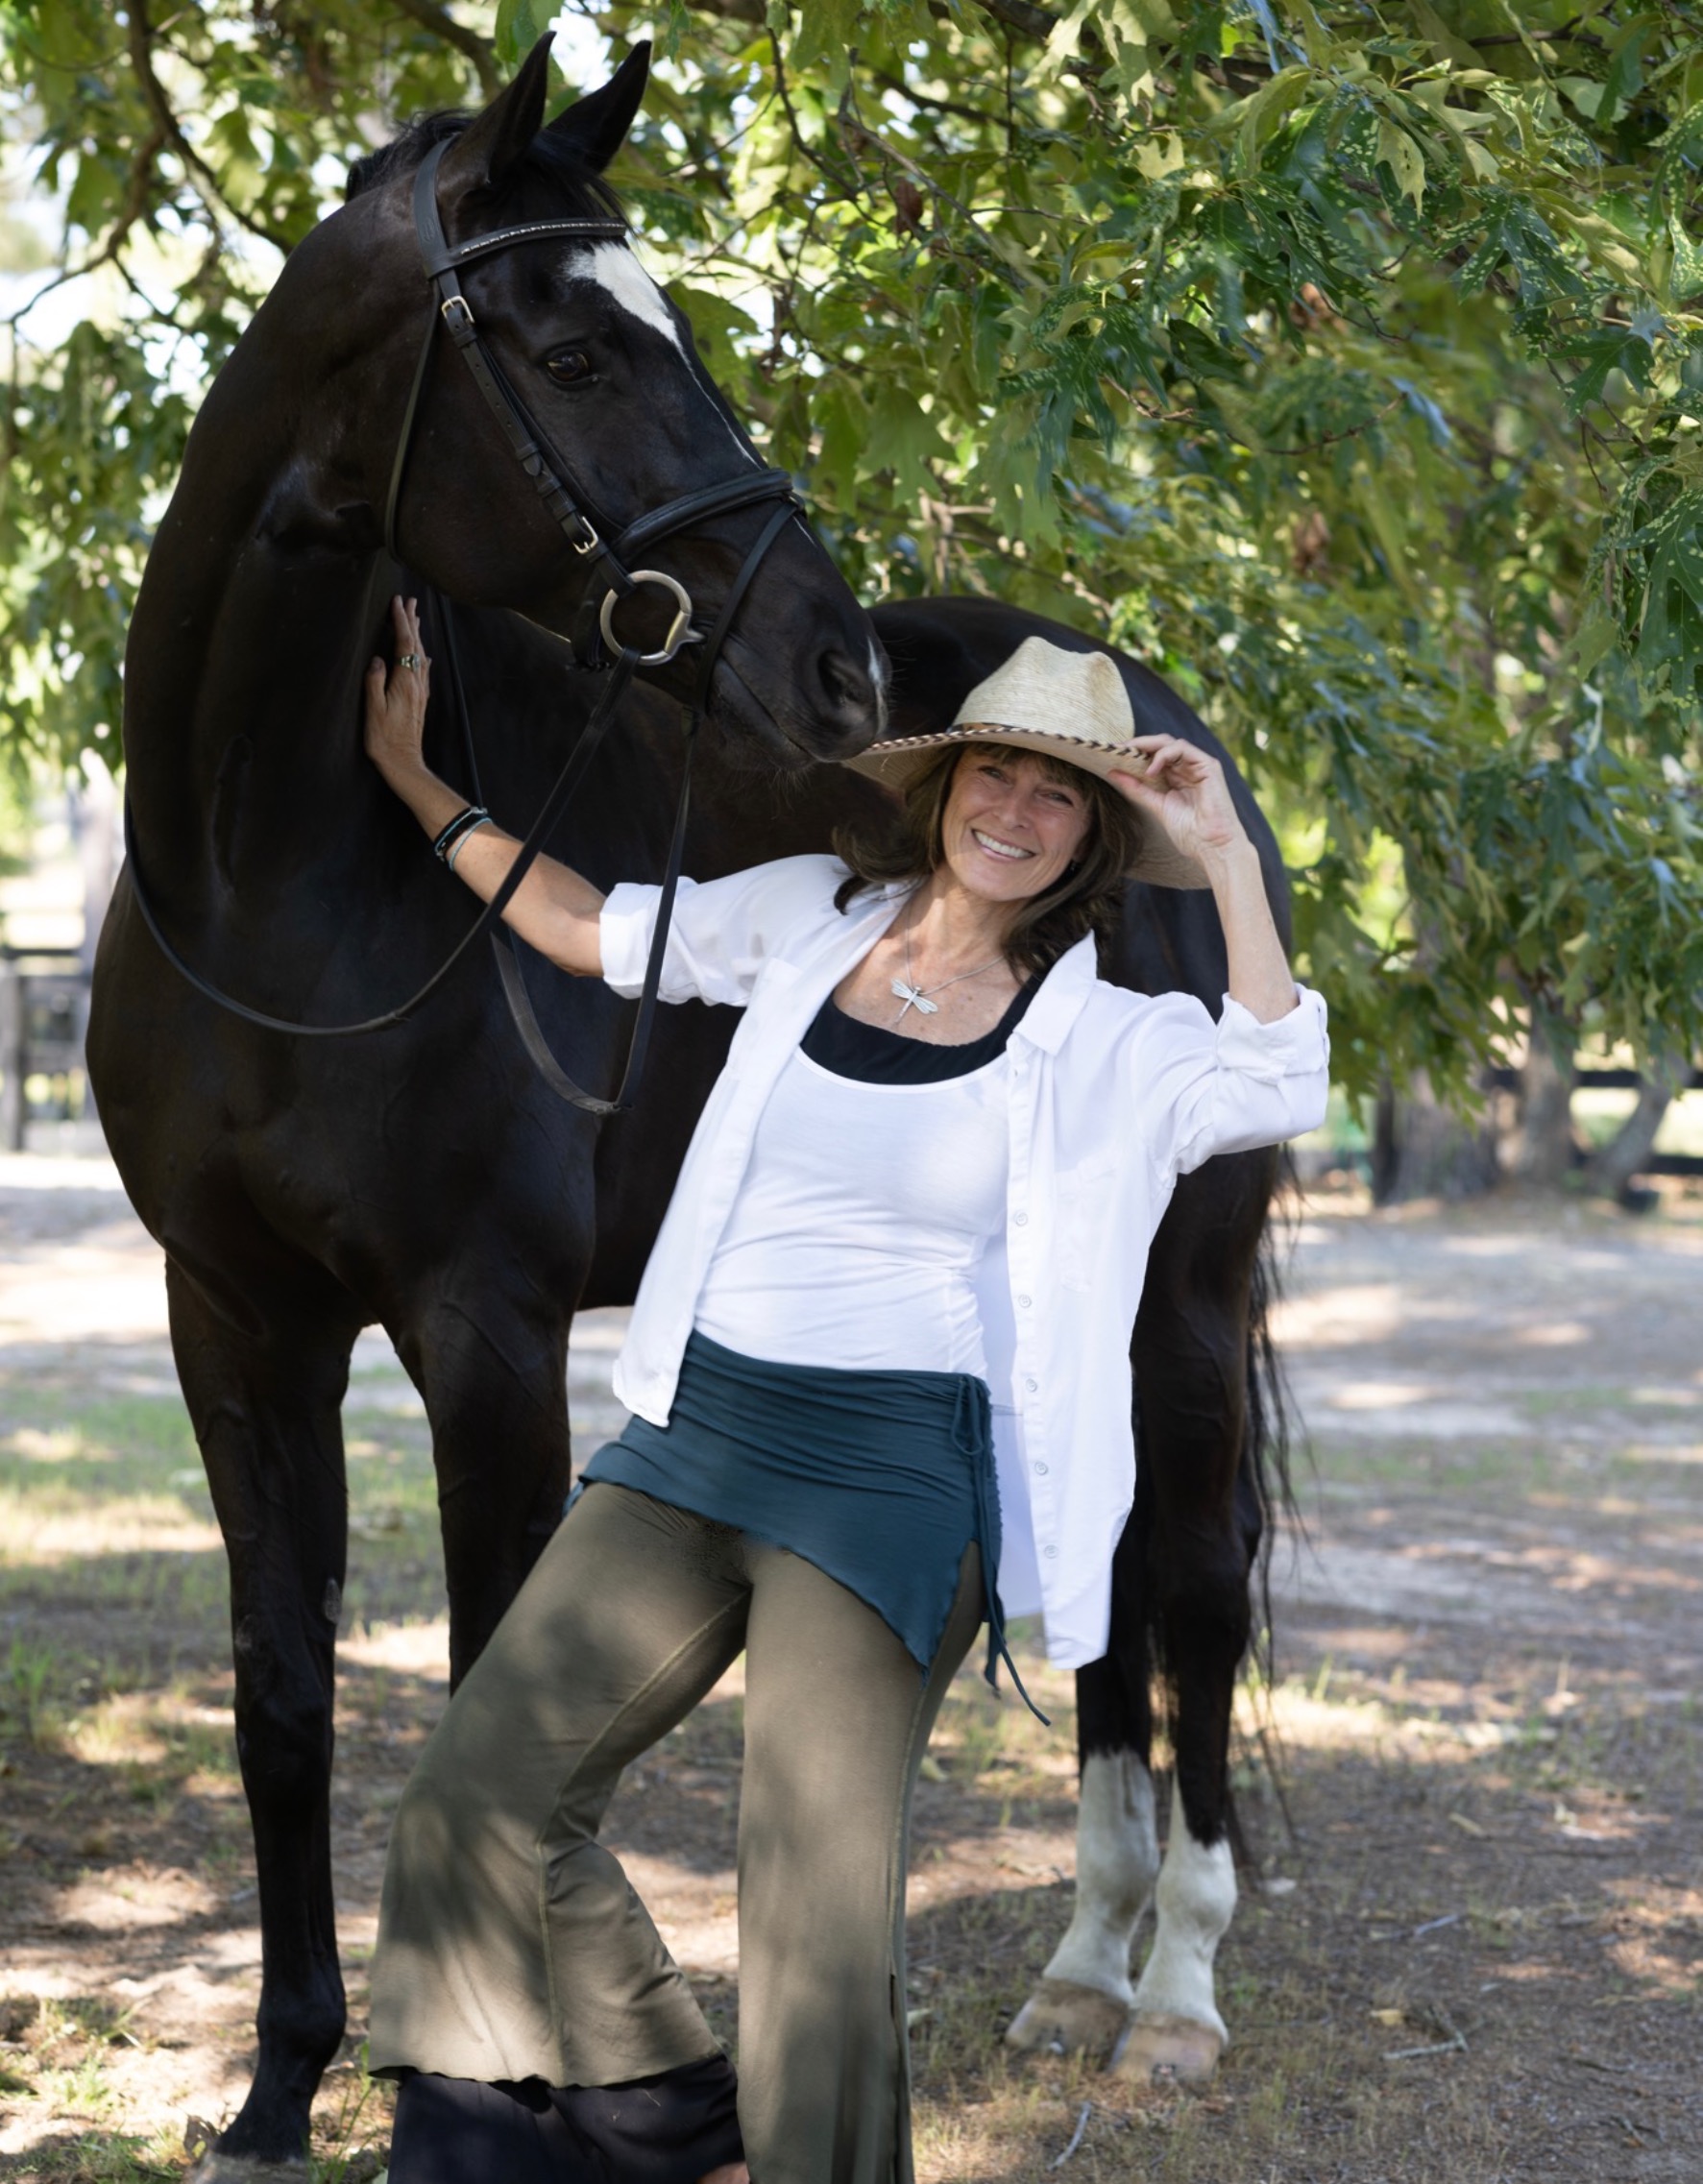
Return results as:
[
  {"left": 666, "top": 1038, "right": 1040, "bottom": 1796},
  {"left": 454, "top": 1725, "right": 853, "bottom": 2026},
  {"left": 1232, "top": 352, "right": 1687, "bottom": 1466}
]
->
[{"left": 937, "top": 744, "right": 1095, "bottom": 907}]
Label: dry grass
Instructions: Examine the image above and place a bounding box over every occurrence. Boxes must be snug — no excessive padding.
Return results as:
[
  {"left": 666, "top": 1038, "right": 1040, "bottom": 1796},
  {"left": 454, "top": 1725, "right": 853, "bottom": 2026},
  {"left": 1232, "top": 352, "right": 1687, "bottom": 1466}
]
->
[{"left": 2, "top": 1187, "right": 1701, "bottom": 2180}]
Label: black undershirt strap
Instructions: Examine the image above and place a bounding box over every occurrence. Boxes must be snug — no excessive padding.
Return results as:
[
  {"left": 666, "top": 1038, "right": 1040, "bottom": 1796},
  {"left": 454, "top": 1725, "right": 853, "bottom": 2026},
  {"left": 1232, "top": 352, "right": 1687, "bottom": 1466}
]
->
[{"left": 800, "top": 973, "right": 1042, "bottom": 1084}]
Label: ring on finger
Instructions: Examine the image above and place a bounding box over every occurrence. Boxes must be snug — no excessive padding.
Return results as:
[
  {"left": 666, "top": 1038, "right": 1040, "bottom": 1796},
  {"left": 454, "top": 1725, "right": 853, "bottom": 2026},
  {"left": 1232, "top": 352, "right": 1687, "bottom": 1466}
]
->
[{"left": 399, "top": 651, "right": 423, "bottom": 669}]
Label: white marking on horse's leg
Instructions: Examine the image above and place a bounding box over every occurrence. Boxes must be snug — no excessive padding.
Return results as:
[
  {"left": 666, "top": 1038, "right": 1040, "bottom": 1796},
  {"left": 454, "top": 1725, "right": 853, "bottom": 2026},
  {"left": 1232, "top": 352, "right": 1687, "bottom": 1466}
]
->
[
  {"left": 1005, "top": 1750, "right": 1156, "bottom": 2055},
  {"left": 1129, "top": 1774, "right": 1235, "bottom": 2043},
  {"left": 578, "top": 241, "right": 685, "bottom": 351},
  {"left": 1042, "top": 1750, "right": 1159, "bottom": 2003}
]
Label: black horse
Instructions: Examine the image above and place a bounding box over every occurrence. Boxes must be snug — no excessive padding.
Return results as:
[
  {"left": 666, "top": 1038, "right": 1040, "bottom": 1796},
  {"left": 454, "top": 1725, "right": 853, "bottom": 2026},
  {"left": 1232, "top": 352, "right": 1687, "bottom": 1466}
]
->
[{"left": 88, "top": 42, "right": 1288, "bottom": 2174}]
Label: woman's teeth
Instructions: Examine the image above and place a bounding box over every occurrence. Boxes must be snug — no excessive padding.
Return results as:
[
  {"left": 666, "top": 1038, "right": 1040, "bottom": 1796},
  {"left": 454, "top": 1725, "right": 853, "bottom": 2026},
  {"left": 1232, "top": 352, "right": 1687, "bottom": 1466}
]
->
[{"left": 972, "top": 830, "right": 1033, "bottom": 861}]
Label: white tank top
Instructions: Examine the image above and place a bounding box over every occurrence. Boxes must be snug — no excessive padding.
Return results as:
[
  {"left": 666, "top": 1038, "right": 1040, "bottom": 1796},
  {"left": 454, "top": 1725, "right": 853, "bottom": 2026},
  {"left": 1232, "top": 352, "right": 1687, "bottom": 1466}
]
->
[{"left": 693, "top": 1046, "right": 1010, "bottom": 1375}]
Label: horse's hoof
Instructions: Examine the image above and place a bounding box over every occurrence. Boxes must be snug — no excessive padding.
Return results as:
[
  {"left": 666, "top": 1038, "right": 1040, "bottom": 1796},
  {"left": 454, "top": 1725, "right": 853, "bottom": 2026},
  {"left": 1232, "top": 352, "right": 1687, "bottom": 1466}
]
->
[
  {"left": 1005, "top": 1978, "right": 1131, "bottom": 2062},
  {"left": 186, "top": 2154, "right": 309, "bottom": 2183},
  {"left": 1107, "top": 2010, "right": 1224, "bottom": 2086}
]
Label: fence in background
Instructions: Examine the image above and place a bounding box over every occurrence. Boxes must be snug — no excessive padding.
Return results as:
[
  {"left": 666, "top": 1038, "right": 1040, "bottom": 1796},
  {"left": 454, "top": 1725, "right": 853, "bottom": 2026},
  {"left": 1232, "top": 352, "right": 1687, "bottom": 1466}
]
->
[
  {"left": 0, "top": 951, "right": 89, "bottom": 1151},
  {"left": 1482, "top": 1063, "right": 1703, "bottom": 1177}
]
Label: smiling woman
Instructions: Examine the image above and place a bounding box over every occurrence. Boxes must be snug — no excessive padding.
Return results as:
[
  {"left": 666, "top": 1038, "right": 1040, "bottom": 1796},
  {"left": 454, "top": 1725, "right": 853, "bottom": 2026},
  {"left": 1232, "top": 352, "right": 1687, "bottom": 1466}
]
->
[
  {"left": 362, "top": 622, "right": 1328, "bottom": 2184},
  {"left": 830, "top": 740, "right": 1143, "bottom": 989}
]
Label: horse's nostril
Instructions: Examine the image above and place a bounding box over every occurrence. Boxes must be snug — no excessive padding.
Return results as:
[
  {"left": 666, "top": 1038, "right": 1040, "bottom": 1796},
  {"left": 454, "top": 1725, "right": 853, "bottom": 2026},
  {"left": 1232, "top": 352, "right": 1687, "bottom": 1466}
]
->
[{"left": 818, "top": 646, "right": 876, "bottom": 718}]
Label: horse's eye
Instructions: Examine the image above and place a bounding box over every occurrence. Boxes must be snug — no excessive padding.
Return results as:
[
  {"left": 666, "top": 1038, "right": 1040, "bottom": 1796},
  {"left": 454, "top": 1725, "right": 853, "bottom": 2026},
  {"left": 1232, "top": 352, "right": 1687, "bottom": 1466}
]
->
[{"left": 547, "top": 349, "right": 594, "bottom": 386}]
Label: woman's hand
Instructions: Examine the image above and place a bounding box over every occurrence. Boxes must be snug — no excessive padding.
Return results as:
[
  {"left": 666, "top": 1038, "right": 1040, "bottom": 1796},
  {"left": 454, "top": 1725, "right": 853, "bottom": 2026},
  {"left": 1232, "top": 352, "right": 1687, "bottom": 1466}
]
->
[
  {"left": 1113, "top": 735, "right": 1298, "bottom": 1022},
  {"left": 364, "top": 595, "right": 432, "bottom": 789},
  {"left": 1107, "top": 735, "right": 1250, "bottom": 875},
  {"left": 357, "top": 590, "right": 608, "bottom": 974}
]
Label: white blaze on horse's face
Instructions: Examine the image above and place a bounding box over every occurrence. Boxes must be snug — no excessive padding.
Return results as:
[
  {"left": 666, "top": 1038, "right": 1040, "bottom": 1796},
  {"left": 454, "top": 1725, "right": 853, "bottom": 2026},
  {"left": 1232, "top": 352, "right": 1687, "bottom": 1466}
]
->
[
  {"left": 565, "top": 240, "right": 755, "bottom": 468},
  {"left": 577, "top": 240, "right": 684, "bottom": 353}
]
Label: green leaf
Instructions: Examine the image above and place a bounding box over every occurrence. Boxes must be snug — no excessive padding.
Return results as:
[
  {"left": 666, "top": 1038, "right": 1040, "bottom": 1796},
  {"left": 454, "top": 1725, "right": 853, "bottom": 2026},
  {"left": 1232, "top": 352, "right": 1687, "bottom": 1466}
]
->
[
  {"left": 1564, "top": 326, "right": 1654, "bottom": 414},
  {"left": 1667, "top": 216, "right": 1703, "bottom": 303},
  {"left": 1636, "top": 494, "right": 1703, "bottom": 691},
  {"left": 1375, "top": 115, "right": 1426, "bottom": 209},
  {"left": 495, "top": 0, "right": 547, "bottom": 69}
]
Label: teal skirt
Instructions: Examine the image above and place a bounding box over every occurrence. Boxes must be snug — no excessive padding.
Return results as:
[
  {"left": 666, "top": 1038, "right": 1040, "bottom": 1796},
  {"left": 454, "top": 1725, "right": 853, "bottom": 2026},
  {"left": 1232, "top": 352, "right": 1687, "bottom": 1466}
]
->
[{"left": 582, "top": 1330, "right": 1042, "bottom": 1719}]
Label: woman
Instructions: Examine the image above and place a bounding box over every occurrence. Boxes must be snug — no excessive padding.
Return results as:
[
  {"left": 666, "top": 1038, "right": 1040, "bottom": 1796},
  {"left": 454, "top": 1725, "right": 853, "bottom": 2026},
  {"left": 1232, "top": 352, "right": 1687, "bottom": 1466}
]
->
[{"left": 361, "top": 596, "right": 1328, "bottom": 2184}]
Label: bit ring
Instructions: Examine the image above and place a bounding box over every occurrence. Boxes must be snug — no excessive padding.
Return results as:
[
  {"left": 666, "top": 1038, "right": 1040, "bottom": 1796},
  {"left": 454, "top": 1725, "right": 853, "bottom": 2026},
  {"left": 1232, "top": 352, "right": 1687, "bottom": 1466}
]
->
[{"left": 598, "top": 571, "right": 697, "bottom": 667}]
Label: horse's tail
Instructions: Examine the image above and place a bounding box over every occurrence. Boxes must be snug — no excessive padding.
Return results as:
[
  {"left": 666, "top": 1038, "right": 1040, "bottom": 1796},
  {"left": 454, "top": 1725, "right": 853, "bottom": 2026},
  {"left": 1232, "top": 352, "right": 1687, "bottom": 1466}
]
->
[
  {"left": 1229, "top": 1151, "right": 1302, "bottom": 1860},
  {"left": 1245, "top": 1151, "right": 1301, "bottom": 1680},
  {"left": 1083, "top": 1150, "right": 1300, "bottom": 1864}
]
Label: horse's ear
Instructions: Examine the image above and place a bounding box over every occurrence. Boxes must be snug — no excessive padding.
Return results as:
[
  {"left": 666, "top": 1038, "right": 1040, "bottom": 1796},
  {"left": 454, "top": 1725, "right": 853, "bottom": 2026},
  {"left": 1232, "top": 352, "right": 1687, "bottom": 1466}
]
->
[
  {"left": 441, "top": 32, "right": 556, "bottom": 193},
  {"left": 544, "top": 41, "right": 650, "bottom": 172}
]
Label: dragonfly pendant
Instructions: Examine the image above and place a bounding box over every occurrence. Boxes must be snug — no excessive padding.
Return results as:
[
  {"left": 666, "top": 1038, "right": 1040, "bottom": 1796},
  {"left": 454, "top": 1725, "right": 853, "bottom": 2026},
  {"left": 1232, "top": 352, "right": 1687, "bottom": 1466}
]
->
[{"left": 890, "top": 979, "right": 939, "bottom": 1020}]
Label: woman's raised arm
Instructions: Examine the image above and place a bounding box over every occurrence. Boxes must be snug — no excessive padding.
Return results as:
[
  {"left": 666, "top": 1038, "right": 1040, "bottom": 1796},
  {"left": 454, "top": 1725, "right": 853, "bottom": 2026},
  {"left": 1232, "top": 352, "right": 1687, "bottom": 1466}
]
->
[
  {"left": 364, "top": 595, "right": 606, "bottom": 979},
  {"left": 1108, "top": 738, "right": 1298, "bottom": 1024}
]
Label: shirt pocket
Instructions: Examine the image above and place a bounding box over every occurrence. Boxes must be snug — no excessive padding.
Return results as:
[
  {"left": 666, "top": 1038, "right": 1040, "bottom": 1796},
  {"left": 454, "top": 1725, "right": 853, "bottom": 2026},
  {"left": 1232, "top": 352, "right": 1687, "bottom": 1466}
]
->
[{"left": 1055, "top": 1157, "right": 1117, "bottom": 1294}]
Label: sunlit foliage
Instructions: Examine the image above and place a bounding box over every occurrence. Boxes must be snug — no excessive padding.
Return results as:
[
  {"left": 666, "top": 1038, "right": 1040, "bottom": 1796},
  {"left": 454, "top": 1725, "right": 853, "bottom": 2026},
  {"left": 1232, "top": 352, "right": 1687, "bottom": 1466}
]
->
[{"left": 1, "top": 1, "right": 1700, "bottom": 1092}]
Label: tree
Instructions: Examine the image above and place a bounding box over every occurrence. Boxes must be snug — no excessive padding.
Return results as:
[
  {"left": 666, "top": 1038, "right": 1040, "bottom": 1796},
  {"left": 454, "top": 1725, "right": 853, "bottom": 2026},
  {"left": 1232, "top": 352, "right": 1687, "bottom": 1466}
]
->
[{"left": 3, "top": 0, "right": 1700, "bottom": 1108}]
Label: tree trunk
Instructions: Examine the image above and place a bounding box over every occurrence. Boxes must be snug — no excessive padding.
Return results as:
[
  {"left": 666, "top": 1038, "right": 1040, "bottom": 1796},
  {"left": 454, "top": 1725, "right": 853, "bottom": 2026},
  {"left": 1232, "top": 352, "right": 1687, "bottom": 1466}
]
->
[
  {"left": 1583, "top": 1080, "right": 1674, "bottom": 1204},
  {"left": 1372, "top": 1070, "right": 1502, "bottom": 1205},
  {"left": 1510, "top": 1016, "right": 1577, "bottom": 1186}
]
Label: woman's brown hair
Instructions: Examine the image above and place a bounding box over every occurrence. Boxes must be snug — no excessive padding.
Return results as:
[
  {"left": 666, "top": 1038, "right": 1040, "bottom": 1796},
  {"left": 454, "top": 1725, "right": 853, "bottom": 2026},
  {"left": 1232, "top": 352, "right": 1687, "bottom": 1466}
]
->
[{"left": 832, "top": 741, "right": 1143, "bottom": 977}]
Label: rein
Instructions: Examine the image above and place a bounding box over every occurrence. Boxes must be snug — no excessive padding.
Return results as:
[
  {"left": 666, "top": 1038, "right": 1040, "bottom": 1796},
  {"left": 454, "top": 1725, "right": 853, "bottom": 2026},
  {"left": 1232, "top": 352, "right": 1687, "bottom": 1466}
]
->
[{"left": 125, "top": 134, "right": 802, "bottom": 1115}]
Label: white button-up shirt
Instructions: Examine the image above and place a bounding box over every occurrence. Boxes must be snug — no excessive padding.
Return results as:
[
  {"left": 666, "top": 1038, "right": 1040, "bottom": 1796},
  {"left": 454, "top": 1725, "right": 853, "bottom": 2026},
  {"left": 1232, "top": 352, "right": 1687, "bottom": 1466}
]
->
[{"left": 600, "top": 854, "right": 1329, "bottom": 1671}]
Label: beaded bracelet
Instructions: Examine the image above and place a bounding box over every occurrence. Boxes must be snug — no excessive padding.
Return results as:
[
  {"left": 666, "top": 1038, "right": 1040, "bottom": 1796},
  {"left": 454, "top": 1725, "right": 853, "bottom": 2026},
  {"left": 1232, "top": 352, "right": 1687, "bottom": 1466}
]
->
[
  {"left": 446, "top": 815, "right": 493, "bottom": 873},
  {"left": 431, "top": 805, "right": 490, "bottom": 863}
]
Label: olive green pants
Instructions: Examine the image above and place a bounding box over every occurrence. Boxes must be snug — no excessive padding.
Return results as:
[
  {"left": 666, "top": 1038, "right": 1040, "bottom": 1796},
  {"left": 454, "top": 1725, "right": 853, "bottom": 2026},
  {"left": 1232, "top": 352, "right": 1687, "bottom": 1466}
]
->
[{"left": 369, "top": 1481, "right": 983, "bottom": 2184}]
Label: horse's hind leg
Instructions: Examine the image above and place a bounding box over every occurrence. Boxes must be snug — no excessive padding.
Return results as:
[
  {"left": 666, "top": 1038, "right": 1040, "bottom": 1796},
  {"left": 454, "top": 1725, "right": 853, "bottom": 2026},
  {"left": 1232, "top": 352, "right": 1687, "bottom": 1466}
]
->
[
  {"left": 167, "top": 1254, "right": 362, "bottom": 2173},
  {"left": 1004, "top": 1589, "right": 1161, "bottom": 2062},
  {"left": 1109, "top": 1153, "right": 1276, "bottom": 2087}
]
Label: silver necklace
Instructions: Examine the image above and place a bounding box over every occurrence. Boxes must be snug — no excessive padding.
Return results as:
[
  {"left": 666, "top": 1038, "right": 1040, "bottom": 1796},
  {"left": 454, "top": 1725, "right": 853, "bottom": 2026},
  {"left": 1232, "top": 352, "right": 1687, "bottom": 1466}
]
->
[{"left": 890, "top": 916, "right": 1007, "bottom": 1022}]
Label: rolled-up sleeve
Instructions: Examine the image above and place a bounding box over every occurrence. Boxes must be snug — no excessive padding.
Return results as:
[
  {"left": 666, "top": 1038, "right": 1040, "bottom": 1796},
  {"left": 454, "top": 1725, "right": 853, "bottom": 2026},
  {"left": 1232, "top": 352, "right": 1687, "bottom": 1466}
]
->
[
  {"left": 1130, "top": 985, "right": 1330, "bottom": 1178},
  {"left": 598, "top": 854, "right": 848, "bottom": 1007}
]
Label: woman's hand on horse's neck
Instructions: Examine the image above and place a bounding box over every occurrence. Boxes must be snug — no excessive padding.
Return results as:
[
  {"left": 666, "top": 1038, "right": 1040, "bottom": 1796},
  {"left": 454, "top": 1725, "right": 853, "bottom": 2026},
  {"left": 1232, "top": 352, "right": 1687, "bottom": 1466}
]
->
[{"left": 367, "top": 595, "right": 608, "bottom": 978}]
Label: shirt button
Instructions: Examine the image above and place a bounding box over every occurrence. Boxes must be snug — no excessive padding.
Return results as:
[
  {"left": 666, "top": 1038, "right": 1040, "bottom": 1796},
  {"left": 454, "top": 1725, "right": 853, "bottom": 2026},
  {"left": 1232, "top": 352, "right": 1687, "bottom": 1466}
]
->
[
  {"left": 1032, "top": 1460, "right": 1048, "bottom": 1475},
  {"left": 1024, "top": 1376, "right": 1038, "bottom": 1393},
  {"left": 1016, "top": 1294, "right": 1032, "bottom": 1310},
  {"left": 1043, "top": 1544, "right": 1058, "bottom": 1559},
  {"left": 1013, "top": 1211, "right": 1028, "bottom": 1226}
]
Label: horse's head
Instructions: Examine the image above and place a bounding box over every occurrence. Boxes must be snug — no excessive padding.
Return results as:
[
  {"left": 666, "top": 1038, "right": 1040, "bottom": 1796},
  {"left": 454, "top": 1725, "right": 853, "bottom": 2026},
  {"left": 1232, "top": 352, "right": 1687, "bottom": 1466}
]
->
[{"left": 337, "top": 38, "right": 885, "bottom": 770}]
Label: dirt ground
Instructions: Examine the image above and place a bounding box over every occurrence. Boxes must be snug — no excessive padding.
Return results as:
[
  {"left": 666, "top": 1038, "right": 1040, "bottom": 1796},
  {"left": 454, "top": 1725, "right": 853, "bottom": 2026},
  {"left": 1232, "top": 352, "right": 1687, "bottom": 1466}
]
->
[{"left": 0, "top": 1156, "right": 1698, "bottom": 2183}]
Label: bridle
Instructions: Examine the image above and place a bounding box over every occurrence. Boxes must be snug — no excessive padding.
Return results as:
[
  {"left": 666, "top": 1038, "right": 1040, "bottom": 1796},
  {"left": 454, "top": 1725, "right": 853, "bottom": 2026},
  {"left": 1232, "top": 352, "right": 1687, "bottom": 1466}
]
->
[{"left": 126, "top": 134, "right": 809, "bottom": 1114}]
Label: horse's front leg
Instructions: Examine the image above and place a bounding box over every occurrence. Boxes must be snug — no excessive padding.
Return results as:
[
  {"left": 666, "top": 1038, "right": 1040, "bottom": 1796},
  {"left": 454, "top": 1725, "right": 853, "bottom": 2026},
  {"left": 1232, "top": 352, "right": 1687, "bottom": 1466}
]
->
[
  {"left": 389, "top": 1269, "right": 576, "bottom": 1688},
  {"left": 168, "top": 1255, "right": 363, "bottom": 2176}
]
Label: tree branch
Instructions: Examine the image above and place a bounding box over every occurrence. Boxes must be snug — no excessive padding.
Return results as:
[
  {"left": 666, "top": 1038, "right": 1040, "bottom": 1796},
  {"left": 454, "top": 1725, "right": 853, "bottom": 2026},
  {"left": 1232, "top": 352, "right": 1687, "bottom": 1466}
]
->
[
  {"left": 126, "top": 0, "right": 294, "bottom": 257},
  {"left": 390, "top": 0, "right": 501, "bottom": 98},
  {"left": 976, "top": 0, "right": 1060, "bottom": 36},
  {"left": 871, "top": 68, "right": 998, "bottom": 127}
]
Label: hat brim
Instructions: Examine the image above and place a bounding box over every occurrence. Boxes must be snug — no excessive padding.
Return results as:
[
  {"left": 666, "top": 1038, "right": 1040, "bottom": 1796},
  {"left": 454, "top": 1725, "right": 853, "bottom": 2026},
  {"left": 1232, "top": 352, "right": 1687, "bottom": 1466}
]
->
[{"left": 841, "top": 723, "right": 1211, "bottom": 890}]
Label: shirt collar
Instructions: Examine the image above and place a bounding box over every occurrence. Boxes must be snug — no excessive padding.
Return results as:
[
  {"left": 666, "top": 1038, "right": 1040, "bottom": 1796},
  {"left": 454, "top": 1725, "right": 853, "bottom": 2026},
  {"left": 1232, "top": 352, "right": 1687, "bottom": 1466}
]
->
[
  {"left": 798, "top": 872, "right": 1098, "bottom": 1050},
  {"left": 1012, "top": 934, "right": 1097, "bottom": 1054}
]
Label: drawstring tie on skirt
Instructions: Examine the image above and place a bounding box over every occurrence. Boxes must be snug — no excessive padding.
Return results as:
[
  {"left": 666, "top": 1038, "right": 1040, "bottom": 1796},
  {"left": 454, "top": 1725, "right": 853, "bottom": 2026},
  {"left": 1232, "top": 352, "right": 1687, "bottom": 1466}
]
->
[
  {"left": 952, "top": 1375, "right": 1048, "bottom": 1727},
  {"left": 587, "top": 1332, "right": 1049, "bottom": 1725}
]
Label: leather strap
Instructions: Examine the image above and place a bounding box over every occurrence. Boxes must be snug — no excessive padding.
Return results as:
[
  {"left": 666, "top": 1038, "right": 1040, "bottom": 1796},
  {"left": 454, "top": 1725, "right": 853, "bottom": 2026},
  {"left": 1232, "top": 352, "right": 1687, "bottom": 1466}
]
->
[
  {"left": 124, "top": 643, "right": 645, "bottom": 1040},
  {"left": 446, "top": 497, "right": 800, "bottom": 1113},
  {"left": 130, "top": 133, "right": 811, "bottom": 1119}
]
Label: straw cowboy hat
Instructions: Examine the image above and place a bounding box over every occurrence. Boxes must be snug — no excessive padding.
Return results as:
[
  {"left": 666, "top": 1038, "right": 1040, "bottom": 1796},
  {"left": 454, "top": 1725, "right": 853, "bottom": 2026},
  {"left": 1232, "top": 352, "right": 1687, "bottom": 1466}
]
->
[{"left": 845, "top": 635, "right": 1210, "bottom": 888}]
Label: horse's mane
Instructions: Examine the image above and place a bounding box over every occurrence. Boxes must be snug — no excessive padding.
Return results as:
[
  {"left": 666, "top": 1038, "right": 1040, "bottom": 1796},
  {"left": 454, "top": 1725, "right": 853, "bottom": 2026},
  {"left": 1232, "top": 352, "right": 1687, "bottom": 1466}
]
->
[{"left": 345, "top": 111, "right": 625, "bottom": 226}]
